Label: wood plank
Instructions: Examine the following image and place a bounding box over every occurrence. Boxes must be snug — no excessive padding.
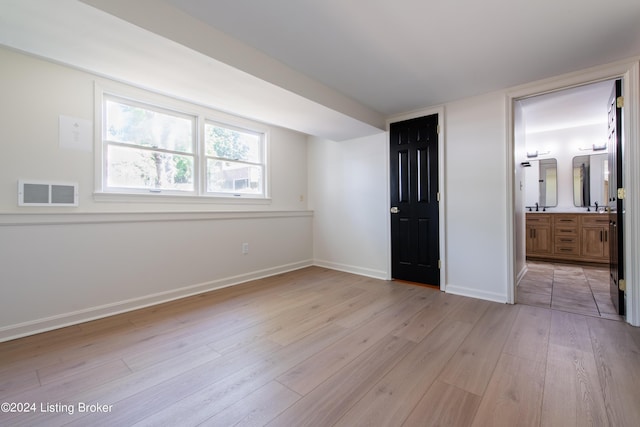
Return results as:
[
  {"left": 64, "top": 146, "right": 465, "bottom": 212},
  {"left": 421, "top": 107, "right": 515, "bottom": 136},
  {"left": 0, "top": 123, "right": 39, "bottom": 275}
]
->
[
  {"left": 587, "top": 317, "right": 640, "bottom": 426},
  {"left": 334, "top": 285, "right": 420, "bottom": 329},
  {"left": 402, "top": 380, "right": 482, "bottom": 427},
  {"left": 502, "top": 304, "right": 551, "bottom": 363},
  {"left": 438, "top": 303, "right": 518, "bottom": 395},
  {"left": 444, "top": 294, "right": 491, "bottom": 324},
  {"left": 0, "top": 369, "right": 40, "bottom": 397},
  {"left": 17, "top": 345, "right": 225, "bottom": 426},
  {"left": 208, "top": 285, "right": 365, "bottom": 354},
  {"left": 334, "top": 320, "right": 473, "bottom": 426},
  {"left": 277, "top": 290, "right": 431, "bottom": 395},
  {"left": 391, "top": 291, "right": 461, "bottom": 342},
  {"left": 268, "top": 285, "right": 393, "bottom": 346},
  {"left": 549, "top": 309, "right": 595, "bottom": 353},
  {"left": 268, "top": 335, "right": 415, "bottom": 427},
  {"left": 199, "top": 381, "right": 300, "bottom": 427},
  {"left": 1, "top": 359, "right": 131, "bottom": 426},
  {"left": 471, "top": 353, "right": 545, "bottom": 427},
  {"left": 541, "top": 343, "right": 608, "bottom": 426},
  {"left": 97, "top": 324, "right": 350, "bottom": 427}
]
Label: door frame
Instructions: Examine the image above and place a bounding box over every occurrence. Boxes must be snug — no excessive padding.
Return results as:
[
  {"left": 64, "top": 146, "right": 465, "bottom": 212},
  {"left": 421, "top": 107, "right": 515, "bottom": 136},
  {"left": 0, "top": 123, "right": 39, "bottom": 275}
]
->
[
  {"left": 386, "top": 106, "right": 446, "bottom": 291},
  {"left": 507, "top": 58, "right": 640, "bottom": 326}
]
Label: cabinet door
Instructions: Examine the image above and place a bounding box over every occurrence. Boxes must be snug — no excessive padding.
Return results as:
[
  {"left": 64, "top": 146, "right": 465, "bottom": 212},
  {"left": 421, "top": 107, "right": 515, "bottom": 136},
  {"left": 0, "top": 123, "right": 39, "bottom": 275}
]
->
[
  {"left": 526, "top": 225, "right": 534, "bottom": 253},
  {"left": 531, "top": 225, "right": 552, "bottom": 255},
  {"left": 582, "top": 227, "right": 606, "bottom": 258}
]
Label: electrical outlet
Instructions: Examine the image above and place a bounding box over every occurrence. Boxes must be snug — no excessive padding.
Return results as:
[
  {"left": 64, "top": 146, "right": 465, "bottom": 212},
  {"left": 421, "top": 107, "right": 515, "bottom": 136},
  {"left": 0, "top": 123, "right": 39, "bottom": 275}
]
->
[{"left": 242, "top": 243, "right": 249, "bottom": 254}]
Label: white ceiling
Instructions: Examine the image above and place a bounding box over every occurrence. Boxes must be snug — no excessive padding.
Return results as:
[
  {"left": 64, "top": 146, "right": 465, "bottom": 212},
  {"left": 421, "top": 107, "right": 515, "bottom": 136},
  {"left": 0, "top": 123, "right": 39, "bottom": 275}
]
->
[
  {"left": 167, "top": 0, "right": 640, "bottom": 116},
  {"left": 1, "top": 0, "right": 640, "bottom": 140},
  {"left": 520, "top": 80, "right": 615, "bottom": 135}
]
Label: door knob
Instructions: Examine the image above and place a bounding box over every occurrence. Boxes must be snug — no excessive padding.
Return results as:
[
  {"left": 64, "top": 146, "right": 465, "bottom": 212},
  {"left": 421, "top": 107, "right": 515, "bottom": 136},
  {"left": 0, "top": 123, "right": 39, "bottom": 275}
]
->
[{"left": 390, "top": 207, "right": 400, "bottom": 214}]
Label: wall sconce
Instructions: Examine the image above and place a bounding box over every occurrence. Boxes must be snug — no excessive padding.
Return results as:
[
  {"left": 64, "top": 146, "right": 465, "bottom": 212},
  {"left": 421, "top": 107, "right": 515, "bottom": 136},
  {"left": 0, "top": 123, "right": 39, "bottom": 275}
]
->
[
  {"left": 526, "top": 150, "right": 550, "bottom": 158},
  {"left": 578, "top": 143, "right": 607, "bottom": 152}
]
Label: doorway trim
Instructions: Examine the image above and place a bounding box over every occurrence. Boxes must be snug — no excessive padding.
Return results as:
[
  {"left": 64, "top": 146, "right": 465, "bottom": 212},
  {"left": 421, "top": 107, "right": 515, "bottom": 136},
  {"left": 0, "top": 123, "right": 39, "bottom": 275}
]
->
[
  {"left": 507, "top": 58, "right": 640, "bottom": 326},
  {"left": 386, "top": 106, "right": 446, "bottom": 291}
]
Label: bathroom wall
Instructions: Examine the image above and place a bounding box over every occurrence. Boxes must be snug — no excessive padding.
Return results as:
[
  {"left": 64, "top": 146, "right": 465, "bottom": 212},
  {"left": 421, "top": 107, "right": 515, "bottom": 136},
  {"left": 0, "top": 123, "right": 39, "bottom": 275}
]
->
[{"left": 524, "top": 123, "right": 608, "bottom": 212}]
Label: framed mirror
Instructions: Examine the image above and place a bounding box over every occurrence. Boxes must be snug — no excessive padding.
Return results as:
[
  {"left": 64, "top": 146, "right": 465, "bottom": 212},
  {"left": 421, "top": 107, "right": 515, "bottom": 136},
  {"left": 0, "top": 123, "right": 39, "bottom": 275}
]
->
[
  {"left": 525, "top": 158, "right": 557, "bottom": 210},
  {"left": 573, "top": 153, "right": 608, "bottom": 209}
]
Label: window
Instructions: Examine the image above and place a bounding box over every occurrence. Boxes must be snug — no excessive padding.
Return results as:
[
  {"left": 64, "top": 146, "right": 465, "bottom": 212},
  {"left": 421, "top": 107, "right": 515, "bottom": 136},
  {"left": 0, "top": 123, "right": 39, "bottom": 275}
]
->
[
  {"left": 205, "top": 123, "right": 264, "bottom": 196},
  {"left": 98, "top": 85, "right": 268, "bottom": 200},
  {"left": 104, "top": 96, "right": 196, "bottom": 193}
]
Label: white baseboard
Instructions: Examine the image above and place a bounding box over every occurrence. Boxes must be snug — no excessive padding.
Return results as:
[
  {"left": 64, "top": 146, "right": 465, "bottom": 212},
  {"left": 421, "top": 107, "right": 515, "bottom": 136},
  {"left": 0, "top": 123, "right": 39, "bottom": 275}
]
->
[
  {"left": 313, "top": 259, "right": 388, "bottom": 280},
  {"left": 0, "top": 259, "right": 313, "bottom": 343},
  {"left": 516, "top": 264, "right": 529, "bottom": 287},
  {"left": 445, "top": 284, "right": 508, "bottom": 304}
]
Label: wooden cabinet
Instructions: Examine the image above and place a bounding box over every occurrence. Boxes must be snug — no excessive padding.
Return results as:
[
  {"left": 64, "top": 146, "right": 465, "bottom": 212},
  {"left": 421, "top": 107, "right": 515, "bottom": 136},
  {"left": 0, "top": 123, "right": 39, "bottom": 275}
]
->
[
  {"left": 554, "top": 214, "right": 579, "bottom": 257},
  {"left": 581, "top": 215, "right": 610, "bottom": 260},
  {"left": 526, "top": 215, "right": 552, "bottom": 256},
  {"left": 526, "top": 213, "right": 609, "bottom": 264}
]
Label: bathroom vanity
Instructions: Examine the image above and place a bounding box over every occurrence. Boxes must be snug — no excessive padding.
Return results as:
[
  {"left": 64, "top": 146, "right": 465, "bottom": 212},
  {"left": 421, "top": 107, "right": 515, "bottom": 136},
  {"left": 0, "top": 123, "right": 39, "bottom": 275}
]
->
[{"left": 526, "top": 212, "right": 609, "bottom": 264}]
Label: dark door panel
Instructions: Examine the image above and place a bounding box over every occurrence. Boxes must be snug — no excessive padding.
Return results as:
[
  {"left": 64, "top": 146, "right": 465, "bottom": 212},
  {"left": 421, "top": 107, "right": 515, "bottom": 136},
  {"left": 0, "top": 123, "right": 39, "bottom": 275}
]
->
[
  {"left": 608, "top": 79, "right": 624, "bottom": 315},
  {"left": 390, "top": 114, "right": 439, "bottom": 285}
]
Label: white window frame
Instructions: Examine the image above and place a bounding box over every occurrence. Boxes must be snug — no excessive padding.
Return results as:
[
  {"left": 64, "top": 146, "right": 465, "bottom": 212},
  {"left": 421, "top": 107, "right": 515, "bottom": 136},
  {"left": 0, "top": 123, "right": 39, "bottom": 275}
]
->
[
  {"left": 203, "top": 120, "right": 266, "bottom": 198},
  {"left": 94, "top": 81, "right": 270, "bottom": 203}
]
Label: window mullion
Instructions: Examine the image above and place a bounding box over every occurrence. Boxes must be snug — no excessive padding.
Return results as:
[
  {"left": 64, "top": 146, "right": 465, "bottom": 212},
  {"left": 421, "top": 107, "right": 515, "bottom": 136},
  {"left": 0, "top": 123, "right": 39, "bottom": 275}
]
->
[
  {"left": 105, "top": 140, "right": 193, "bottom": 157},
  {"left": 197, "top": 114, "right": 206, "bottom": 196}
]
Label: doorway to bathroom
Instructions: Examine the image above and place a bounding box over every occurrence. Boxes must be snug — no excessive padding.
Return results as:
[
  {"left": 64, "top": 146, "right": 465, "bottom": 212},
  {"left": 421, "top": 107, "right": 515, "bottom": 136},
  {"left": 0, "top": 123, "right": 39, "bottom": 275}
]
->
[{"left": 514, "top": 79, "right": 624, "bottom": 319}]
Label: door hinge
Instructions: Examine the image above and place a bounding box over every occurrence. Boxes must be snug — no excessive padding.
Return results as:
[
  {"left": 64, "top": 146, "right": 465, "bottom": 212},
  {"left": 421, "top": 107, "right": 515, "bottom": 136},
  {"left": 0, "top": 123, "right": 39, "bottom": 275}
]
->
[
  {"left": 436, "top": 192, "right": 441, "bottom": 202},
  {"left": 619, "top": 279, "right": 626, "bottom": 292},
  {"left": 437, "top": 125, "right": 440, "bottom": 135},
  {"left": 617, "top": 188, "right": 626, "bottom": 200},
  {"left": 438, "top": 259, "right": 442, "bottom": 269},
  {"left": 617, "top": 96, "right": 624, "bottom": 108}
]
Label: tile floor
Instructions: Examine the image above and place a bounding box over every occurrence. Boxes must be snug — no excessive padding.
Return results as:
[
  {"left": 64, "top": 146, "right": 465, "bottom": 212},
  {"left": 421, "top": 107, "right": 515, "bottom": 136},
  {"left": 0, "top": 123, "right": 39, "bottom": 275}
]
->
[{"left": 517, "top": 261, "right": 624, "bottom": 321}]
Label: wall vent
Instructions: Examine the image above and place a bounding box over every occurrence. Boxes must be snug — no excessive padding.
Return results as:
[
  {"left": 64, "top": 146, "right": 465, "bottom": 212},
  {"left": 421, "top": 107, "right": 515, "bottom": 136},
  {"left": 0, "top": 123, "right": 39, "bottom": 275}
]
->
[{"left": 18, "top": 180, "right": 78, "bottom": 206}]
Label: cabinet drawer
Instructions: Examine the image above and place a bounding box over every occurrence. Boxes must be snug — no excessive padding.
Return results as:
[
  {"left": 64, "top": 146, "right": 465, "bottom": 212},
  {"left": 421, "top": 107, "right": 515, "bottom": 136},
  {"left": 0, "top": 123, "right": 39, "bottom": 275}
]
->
[
  {"left": 554, "top": 215, "right": 578, "bottom": 226},
  {"left": 581, "top": 216, "right": 609, "bottom": 226},
  {"left": 555, "top": 235, "right": 577, "bottom": 245},
  {"left": 526, "top": 214, "right": 550, "bottom": 225},
  {"left": 555, "top": 226, "right": 577, "bottom": 236},
  {"left": 555, "top": 244, "right": 579, "bottom": 255}
]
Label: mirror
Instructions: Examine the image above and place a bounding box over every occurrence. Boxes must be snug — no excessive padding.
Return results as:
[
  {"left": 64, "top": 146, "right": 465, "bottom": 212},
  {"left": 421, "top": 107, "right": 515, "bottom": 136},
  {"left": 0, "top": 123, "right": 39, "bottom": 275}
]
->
[
  {"left": 573, "top": 154, "right": 608, "bottom": 210},
  {"left": 525, "top": 158, "right": 557, "bottom": 210}
]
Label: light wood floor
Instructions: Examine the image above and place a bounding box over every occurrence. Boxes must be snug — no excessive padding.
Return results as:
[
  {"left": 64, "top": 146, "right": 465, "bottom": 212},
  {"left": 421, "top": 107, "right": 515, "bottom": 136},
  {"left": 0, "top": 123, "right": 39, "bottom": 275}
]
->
[{"left": 1, "top": 267, "right": 640, "bottom": 426}]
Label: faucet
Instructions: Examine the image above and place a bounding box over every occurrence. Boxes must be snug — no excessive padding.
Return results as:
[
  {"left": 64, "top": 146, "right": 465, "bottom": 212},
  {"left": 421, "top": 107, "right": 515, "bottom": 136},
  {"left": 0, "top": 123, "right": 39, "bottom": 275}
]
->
[{"left": 535, "top": 202, "right": 539, "bottom": 212}]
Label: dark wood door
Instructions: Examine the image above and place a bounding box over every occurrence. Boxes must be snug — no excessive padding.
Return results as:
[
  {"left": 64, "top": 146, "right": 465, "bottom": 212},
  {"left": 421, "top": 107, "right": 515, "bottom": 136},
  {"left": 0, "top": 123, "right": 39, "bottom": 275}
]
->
[
  {"left": 608, "top": 79, "right": 624, "bottom": 315},
  {"left": 390, "top": 114, "right": 439, "bottom": 286}
]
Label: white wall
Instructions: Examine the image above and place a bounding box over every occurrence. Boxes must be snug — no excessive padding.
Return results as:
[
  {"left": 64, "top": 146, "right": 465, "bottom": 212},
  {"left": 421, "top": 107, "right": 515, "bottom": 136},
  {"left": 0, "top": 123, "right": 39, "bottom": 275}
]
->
[
  {"left": 308, "top": 92, "right": 512, "bottom": 302},
  {"left": 524, "top": 124, "right": 608, "bottom": 212},
  {"left": 0, "top": 47, "right": 309, "bottom": 213},
  {"left": 308, "top": 133, "right": 388, "bottom": 279},
  {"left": 0, "top": 47, "right": 313, "bottom": 341},
  {"left": 514, "top": 101, "right": 527, "bottom": 281},
  {"left": 443, "top": 92, "right": 509, "bottom": 302}
]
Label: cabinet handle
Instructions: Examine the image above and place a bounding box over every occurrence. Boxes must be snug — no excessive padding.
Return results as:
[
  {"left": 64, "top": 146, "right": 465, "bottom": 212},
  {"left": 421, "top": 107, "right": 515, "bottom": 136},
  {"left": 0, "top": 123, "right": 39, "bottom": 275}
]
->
[
  {"left": 604, "top": 230, "right": 608, "bottom": 242},
  {"left": 600, "top": 230, "right": 603, "bottom": 242}
]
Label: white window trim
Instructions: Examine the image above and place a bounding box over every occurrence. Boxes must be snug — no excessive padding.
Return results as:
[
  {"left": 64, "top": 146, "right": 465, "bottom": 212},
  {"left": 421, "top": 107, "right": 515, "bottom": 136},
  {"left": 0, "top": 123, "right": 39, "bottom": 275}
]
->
[{"left": 94, "top": 80, "right": 270, "bottom": 204}]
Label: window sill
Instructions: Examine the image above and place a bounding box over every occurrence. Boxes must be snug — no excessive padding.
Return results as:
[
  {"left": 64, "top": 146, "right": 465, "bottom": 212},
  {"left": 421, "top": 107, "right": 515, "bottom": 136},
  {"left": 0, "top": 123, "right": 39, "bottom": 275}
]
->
[{"left": 93, "top": 192, "right": 272, "bottom": 205}]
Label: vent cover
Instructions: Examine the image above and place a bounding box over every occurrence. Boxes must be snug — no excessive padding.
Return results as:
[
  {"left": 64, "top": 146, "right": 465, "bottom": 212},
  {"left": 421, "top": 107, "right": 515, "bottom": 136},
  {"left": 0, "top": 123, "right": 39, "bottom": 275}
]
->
[{"left": 18, "top": 180, "right": 78, "bottom": 206}]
